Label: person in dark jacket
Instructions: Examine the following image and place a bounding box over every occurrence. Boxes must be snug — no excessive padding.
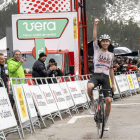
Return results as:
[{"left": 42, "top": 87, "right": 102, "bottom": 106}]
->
[
  {"left": 32, "top": 53, "right": 56, "bottom": 84},
  {"left": 46, "top": 58, "right": 63, "bottom": 83},
  {"left": 88, "top": 56, "right": 94, "bottom": 75},
  {"left": 0, "top": 53, "right": 7, "bottom": 87}
]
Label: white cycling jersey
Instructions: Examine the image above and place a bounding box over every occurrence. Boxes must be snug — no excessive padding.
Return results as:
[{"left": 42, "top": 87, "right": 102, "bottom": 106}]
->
[{"left": 93, "top": 40, "right": 114, "bottom": 75}]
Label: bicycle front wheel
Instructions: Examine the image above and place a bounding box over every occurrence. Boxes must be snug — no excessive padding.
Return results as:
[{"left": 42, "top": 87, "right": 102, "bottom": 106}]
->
[{"left": 97, "top": 100, "right": 105, "bottom": 139}]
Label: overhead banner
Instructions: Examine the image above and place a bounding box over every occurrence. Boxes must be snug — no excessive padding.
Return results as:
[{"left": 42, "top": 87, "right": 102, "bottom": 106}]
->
[
  {"left": 0, "top": 87, "right": 17, "bottom": 130},
  {"left": 126, "top": 75, "right": 134, "bottom": 89},
  {"left": 66, "top": 81, "right": 85, "bottom": 105},
  {"left": 13, "top": 84, "right": 29, "bottom": 123},
  {"left": 49, "top": 83, "right": 69, "bottom": 111},
  {"left": 131, "top": 74, "right": 139, "bottom": 89},
  {"left": 22, "top": 84, "right": 37, "bottom": 118},
  {"left": 29, "top": 86, "right": 50, "bottom": 116},
  {"left": 59, "top": 82, "right": 74, "bottom": 108},
  {"left": 17, "top": 19, "right": 68, "bottom": 39},
  {"left": 136, "top": 73, "right": 140, "bottom": 87},
  {"left": 38, "top": 84, "right": 58, "bottom": 113}
]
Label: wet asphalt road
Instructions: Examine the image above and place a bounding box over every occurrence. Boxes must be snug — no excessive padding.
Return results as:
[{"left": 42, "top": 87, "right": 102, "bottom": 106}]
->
[{"left": 7, "top": 93, "right": 140, "bottom": 140}]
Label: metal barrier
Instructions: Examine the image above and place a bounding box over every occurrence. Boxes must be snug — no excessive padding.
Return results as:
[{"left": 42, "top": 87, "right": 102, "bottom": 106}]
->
[{"left": 0, "top": 73, "right": 138, "bottom": 139}]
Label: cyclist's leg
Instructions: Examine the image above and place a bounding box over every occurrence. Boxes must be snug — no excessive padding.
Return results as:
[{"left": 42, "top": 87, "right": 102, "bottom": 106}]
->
[
  {"left": 87, "top": 76, "right": 98, "bottom": 114},
  {"left": 87, "top": 76, "right": 98, "bottom": 99},
  {"left": 102, "top": 74, "right": 112, "bottom": 129}
]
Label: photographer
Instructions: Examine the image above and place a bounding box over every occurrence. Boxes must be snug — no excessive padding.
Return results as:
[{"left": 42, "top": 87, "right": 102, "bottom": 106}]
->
[
  {"left": 47, "top": 58, "right": 63, "bottom": 83},
  {"left": 115, "top": 56, "right": 123, "bottom": 73}
]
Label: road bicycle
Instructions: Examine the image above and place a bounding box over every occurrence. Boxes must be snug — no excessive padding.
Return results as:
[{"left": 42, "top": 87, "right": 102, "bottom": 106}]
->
[{"left": 90, "top": 86, "right": 112, "bottom": 139}]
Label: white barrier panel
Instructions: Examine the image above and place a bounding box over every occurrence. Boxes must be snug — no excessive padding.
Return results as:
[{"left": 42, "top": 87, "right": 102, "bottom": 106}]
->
[
  {"left": 59, "top": 83, "right": 75, "bottom": 108},
  {"left": 76, "top": 80, "right": 88, "bottom": 102},
  {"left": 80, "top": 80, "right": 90, "bottom": 101},
  {"left": 109, "top": 78, "right": 119, "bottom": 94},
  {"left": 131, "top": 74, "right": 139, "bottom": 89},
  {"left": 29, "top": 86, "right": 50, "bottom": 116},
  {"left": 66, "top": 81, "right": 85, "bottom": 105},
  {"left": 0, "top": 87, "right": 17, "bottom": 130},
  {"left": 22, "top": 84, "right": 37, "bottom": 118},
  {"left": 38, "top": 84, "right": 58, "bottom": 113},
  {"left": 115, "top": 75, "right": 126, "bottom": 92},
  {"left": 12, "top": 84, "right": 30, "bottom": 123},
  {"left": 120, "top": 74, "right": 130, "bottom": 91},
  {"left": 126, "top": 74, "right": 134, "bottom": 90},
  {"left": 49, "top": 84, "right": 69, "bottom": 110}
]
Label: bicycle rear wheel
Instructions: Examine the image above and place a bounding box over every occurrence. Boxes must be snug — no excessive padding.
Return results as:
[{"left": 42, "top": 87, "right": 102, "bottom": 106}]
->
[{"left": 96, "top": 100, "right": 105, "bottom": 139}]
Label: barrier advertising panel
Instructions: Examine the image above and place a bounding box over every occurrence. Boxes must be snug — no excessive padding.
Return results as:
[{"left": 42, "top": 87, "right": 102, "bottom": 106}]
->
[
  {"left": 131, "top": 74, "right": 139, "bottom": 89},
  {"left": 29, "top": 86, "right": 50, "bottom": 116},
  {"left": 126, "top": 74, "right": 134, "bottom": 90},
  {"left": 109, "top": 78, "right": 119, "bottom": 94},
  {"left": 66, "top": 81, "right": 85, "bottom": 105},
  {"left": 22, "top": 84, "right": 37, "bottom": 118},
  {"left": 115, "top": 75, "right": 126, "bottom": 92},
  {"left": 38, "top": 84, "right": 58, "bottom": 113},
  {"left": 49, "top": 83, "right": 69, "bottom": 110},
  {"left": 120, "top": 74, "right": 130, "bottom": 91},
  {"left": 0, "top": 87, "right": 17, "bottom": 130},
  {"left": 59, "top": 83, "right": 74, "bottom": 108},
  {"left": 80, "top": 80, "right": 90, "bottom": 101},
  {"left": 76, "top": 80, "right": 88, "bottom": 102},
  {"left": 12, "top": 84, "right": 29, "bottom": 123},
  {"left": 136, "top": 73, "right": 140, "bottom": 87}
]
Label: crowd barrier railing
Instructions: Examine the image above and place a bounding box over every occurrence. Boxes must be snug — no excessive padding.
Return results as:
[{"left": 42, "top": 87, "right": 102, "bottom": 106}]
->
[{"left": 0, "top": 73, "right": 140, "bottom": 139}]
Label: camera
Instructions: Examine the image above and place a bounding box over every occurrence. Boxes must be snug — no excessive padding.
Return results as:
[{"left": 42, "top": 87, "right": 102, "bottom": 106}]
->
[{"left": 54, "top": 62, "right": 57, "bottom": 66}]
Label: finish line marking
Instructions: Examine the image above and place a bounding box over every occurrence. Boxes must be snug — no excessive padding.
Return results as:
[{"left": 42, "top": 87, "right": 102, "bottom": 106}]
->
[
  {"left": 112, "top": 103, "right": 140, "bottom": 106},
  {"left": 68, "top": 115, "right": 93, "bottom": 124}
]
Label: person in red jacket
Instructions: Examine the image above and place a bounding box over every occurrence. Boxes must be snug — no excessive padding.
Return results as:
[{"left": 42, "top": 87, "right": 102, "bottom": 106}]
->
[{"left": 128, "top": 58, "right": 137, "bottom": 72}]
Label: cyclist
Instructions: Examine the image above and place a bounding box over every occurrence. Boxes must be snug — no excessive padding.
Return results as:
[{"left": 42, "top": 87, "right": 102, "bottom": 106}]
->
[{"left": 87, "top": 19, "right": 116, "bottom": 131}]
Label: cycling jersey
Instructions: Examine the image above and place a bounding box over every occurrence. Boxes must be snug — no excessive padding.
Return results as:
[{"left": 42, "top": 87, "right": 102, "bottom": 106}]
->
[{"left": 93, "top": 40, "right": 114, "bottom": 75}]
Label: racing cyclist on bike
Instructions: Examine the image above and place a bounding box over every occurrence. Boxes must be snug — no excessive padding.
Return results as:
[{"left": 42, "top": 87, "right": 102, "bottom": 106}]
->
[{"left": 87, "top": 19, "right": 116, "bottom": 131}]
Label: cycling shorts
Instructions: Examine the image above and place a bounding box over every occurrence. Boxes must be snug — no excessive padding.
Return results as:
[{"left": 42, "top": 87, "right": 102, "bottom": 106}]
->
[{"left": 88, "top": 73, "right": 112, "bottom": 98}]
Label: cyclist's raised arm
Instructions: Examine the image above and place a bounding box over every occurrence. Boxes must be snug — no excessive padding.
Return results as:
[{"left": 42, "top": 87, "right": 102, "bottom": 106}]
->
[{"left": 93, "top": 19, "right": 100, "bottom": 41}]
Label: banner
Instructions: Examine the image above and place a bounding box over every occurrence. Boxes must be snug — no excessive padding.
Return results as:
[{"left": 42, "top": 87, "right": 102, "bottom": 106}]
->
[
  {"left": 66, "top": 81, "right": 85, "bottom": 105},
  {"left": 80, "top": 80, "right": 90, "bottom": 101},
  {"left": 126, "top": 74, "right": 134, "bottom": 89},
  {"left": 115, "top": 75, "right": 126, "bottom": 92},
  {"left": 22, "top": 84, "right": 37, "bottom": 118},
  {"left": 38, "top": 84, "right": 58, "bottom": 113},
  {"left": 49, "top": 83, "right": 69, "bottom": 111},
  {"left": 120, "top": 74, "right": 130, "bottom": 91},
  {"left": 109, "top": 78, "right": 119, "bottom": 94},
  {"left": 131, "top": 74, "right": 139, "bottom": 89},
  {"left": 59, "top": 83, "right": 74, "bottom": 108},
  {"left": 136, "top": 73, "right": 140, "bottom": 87},
  {"left": 0, "top": 87, "right": 17, "bottom": 130},
  {"left": 29, "top": 86, "right": 50, "bottom": 116},
  {"left": 13, "top": 84, "right": 29, "bottom": 123}
]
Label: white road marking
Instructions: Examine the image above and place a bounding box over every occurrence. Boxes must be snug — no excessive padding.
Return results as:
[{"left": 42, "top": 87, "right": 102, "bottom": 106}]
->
[
  {"left": 112, "top": 103, "right": 140, "bottom": 106},
  {"left": 68, "top": 115, "right": 93, "bottom": 124}
]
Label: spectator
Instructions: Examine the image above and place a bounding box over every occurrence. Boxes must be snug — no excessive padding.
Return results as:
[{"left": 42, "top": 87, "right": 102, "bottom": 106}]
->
[
  {"left": 6, "top": 50, "right": 27, "bottom": 84},
  {"left": 6, "top": 50, "right": 27, "bottom": 124},
  {"left": 46, "top": 58, "right": 63, "bottom": 83},
  {"left": 88, "top": 56, "right": 94, "bottom": 75},
  {"left": 32, "top": 53, "right": 56, "bottom": 84},
  {"left": 128, "top": 58, "right": 137, "bottom": 72},
  {"left": 115, "top": 56, "right": 123, "bottom": 72},
  {"left": 0, "top": 53, "right": 7, "bottom": 87}
]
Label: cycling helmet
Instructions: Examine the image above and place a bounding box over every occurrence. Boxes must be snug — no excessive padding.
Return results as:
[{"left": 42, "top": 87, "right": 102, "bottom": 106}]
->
[{"left": 99, "top": 34, "right": 111, "bottom": 42}]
